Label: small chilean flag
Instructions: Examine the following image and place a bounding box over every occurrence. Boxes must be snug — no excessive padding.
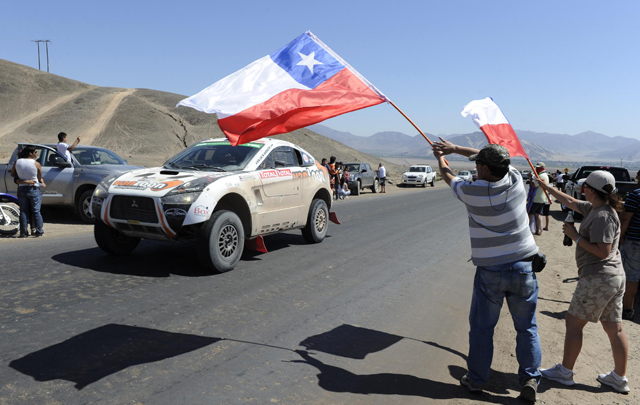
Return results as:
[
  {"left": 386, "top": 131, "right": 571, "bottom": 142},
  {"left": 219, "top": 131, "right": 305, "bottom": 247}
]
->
[
  {"left": 177, "top": 31, "right": 388, "bottom": 146},
  {"left": 461, "top": 97, "right": 528, "bottom": 158}
]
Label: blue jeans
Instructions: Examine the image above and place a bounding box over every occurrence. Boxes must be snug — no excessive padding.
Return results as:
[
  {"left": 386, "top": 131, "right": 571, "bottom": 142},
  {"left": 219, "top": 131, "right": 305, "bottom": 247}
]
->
[
  {"left": 17, "top": 186, "right": 43, "bottom": 235},
  {"left": 467, "top": 260, "right": 542, "bottom": 386}
]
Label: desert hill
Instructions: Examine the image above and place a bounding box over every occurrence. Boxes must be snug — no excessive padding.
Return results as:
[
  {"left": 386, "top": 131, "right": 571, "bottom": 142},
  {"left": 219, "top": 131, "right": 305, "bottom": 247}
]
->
[{"left": 0, "top": 59, "right": 406, "bottom": 179}]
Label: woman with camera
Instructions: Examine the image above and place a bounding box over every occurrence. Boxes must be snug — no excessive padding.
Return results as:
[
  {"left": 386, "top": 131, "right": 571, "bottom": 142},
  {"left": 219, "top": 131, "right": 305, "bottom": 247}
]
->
[{"left": 537, "top": 170, "right": 630, "bottom": 393}]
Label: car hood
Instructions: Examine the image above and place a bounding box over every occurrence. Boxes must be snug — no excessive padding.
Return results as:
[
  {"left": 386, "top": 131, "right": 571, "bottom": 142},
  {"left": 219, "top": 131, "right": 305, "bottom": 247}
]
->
[
  {"left": 107, "top": 167, "right": 234, "bottom": 197},
  {"left": 403, "top": 171, "right": 425, "bottom": 176}
]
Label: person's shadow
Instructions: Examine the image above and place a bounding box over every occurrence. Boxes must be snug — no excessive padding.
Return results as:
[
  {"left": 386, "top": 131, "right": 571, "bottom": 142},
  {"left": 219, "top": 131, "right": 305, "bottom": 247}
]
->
[{"left": 293, "top": 324, "right": 527, "bottom": 403}]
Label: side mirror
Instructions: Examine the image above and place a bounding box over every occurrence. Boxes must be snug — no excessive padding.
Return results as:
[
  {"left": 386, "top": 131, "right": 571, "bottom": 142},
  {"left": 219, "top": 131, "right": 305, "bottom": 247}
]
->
[{"left": 56, "top": 161, "right": 72, "bottom": 168}]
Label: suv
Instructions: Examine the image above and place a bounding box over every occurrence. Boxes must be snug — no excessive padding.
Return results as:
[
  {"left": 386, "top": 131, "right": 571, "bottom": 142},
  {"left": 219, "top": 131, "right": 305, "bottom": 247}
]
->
[
  {"left": 401, "top": 164, "right": 436, "bottom": 187},
  {"left": 92, "top": 138, "right": 334, "bottom": 273},
  {"left": 344, "top": 162, "right": 378, "bottom": 195}
]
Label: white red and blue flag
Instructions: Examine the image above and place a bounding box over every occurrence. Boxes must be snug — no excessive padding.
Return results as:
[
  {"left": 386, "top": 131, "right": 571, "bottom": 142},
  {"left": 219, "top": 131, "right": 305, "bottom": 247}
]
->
[{"left": 177, "top": 31, "right": 387, "bottom": 146}]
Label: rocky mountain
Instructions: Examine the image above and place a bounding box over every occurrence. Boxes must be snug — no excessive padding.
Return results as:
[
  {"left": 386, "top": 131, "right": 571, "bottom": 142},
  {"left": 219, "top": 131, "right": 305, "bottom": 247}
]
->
[{"left": 310, "top": 124, "right": 640, "bottom": 166}]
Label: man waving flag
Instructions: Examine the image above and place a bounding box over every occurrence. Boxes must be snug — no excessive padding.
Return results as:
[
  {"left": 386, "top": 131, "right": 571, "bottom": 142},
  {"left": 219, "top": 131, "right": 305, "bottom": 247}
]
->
[
  {"left": 461, "top": 97, "right": 528, "bottom": 159},
  {"left": 177, "top": 31, "right": 388, "bottom": 146}
]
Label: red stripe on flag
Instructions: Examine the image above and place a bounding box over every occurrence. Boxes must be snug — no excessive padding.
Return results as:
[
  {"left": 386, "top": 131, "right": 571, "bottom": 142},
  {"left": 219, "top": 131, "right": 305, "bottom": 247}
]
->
[
  {"left": 479, "top": 123, "right": 528, "bottom": 159},
  {"left": 219, "top": 68, "right": 385, "bottom": 146}
]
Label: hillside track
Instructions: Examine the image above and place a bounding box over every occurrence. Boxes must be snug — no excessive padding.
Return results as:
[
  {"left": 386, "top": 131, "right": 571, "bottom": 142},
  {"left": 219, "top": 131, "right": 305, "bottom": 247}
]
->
[
  {"left": 0, "top": 88, "right": 95, "bottom": 141},
  {"left": 81, "top": 88, "right": 136, "bottom": 145}
]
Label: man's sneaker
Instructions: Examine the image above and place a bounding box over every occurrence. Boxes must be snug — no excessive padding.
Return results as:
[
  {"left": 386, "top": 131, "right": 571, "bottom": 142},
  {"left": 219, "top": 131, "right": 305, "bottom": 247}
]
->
[
  {"left": 519, "top": 378, "right": 538, "bottom": 402},
  {"left": 597, "top": 371, "right": 630, "bottom": 393},
  {"left": 540, "top": 363, "right": 575, "bottom": 386},
  {"left": 622, "top": 308, "right": 635, "bottom": 321},
  {"left": 460, "top": 374, "right": 483, "bottom": 393}
]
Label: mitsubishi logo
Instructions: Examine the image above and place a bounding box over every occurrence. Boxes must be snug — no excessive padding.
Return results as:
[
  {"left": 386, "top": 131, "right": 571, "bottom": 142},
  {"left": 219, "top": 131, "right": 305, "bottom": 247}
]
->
[{"left": 131, "top": 199, "right": 138, "bottom": 208}]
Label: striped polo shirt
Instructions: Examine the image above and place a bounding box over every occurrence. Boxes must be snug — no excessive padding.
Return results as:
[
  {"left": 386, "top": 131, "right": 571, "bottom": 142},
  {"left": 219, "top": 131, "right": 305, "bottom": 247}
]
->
[
  {"left": 451, "top": 166, "right": 538, "bottom": 267},
  {"left": 623, "top": 188, "right": 640, "bottom": 241}
]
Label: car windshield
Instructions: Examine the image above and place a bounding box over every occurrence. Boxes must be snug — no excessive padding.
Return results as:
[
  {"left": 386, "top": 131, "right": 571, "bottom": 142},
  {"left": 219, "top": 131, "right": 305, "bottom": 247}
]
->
[
  {"left": 344, "top": 164, "right": 360, "bottom": 172},
  {"left": 410, "top": 167, "right": 426, "bottom": 172},
  {"left": 164, "top": 141, "right": 263, "bottom": 171},
  {"left": 470, "top": 170, "right": 477, "bottom": 174},
  {"left": 459, "top": 171, "right": 470, "bottom": 176},
  {"left": 71, "top": 147, "right": 128, "bottom": 165}
]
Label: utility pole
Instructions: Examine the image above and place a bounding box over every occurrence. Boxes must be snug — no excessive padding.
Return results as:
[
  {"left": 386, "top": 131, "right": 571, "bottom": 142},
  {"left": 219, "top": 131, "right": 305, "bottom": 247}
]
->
[{"left": 32, "top": 40, "right": 51, "bottom": 72}]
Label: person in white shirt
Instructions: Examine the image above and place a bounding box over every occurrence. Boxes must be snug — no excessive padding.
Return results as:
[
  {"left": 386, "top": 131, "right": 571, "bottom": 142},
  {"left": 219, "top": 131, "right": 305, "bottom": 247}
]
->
[
  {"left": 10, "top": 145, "right": 46, "bottom": 237},
  {"left": 56, "top": 132, "right": 80, "bottom": 161},
  {"left": 378, "top": 163, "right": 386, "bottom": 193}
]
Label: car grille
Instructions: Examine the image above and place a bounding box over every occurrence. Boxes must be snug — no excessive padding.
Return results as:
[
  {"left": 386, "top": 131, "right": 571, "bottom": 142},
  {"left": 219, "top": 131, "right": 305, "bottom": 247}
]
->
[{"left": 110, "top": 196, "right": 158, "bottom": 223}]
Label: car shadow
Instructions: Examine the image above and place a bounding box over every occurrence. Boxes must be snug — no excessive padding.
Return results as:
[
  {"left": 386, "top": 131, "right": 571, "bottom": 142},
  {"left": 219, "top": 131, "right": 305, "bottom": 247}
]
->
[
  {"left": 52, "top": 232, "right": 325, "bottom": 276},
  {"left": 51, "top": 241, "right": 210, "bottom": 277}
]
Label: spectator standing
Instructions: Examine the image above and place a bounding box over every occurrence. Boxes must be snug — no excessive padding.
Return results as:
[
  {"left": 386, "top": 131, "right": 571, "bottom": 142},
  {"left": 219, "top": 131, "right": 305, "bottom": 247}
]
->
[
  {"left": 538, "top": 171, "right": 630, "bottom": 393},
  {"left": 432, "top": 140, "right": 541, "bottom": 402},
  {"left": 56, "top": 132, "right": 80, "bottom": 161},
  {"left": 378, "top": 163, "right": 386, "bottom": 193},
  {"left": 528, "top": 163, "right": 550, "bottom": 235},
  {"left": 10, "top": 145, "right": 46, "bottom": 237},
  {"left": 556, "top": 170, "right": 565, "bottom": 191},
  {"left": 619, "top": 171, "right": 640, "bottom": 320},
  {"left": 327, "top": 156, "right": 338, "bottom": 200}
]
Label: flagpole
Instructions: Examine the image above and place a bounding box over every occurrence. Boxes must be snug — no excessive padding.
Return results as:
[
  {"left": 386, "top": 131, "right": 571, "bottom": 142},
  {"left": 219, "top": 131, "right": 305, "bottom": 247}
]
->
[
  {"left": 526, "top": 158, "right": 553, "bottom": 205},
  {"left": 389, "top": 100, "right": 448, "bottom": 165}
]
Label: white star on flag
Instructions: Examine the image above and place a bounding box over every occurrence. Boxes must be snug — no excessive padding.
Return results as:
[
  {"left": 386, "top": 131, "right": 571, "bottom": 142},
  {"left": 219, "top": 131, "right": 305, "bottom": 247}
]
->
[{"left": 296, "top": 51, "right": 323, "bottom": 73}]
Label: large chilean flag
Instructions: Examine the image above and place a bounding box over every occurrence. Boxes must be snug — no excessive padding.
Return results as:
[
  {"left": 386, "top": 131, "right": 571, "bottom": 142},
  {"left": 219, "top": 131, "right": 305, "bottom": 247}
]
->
[
  {"left": 177, "top": 31, "right": 388, "bottom": 146},
  {"left": 461, "top": 97, "right": 528, "bottom": 158}
]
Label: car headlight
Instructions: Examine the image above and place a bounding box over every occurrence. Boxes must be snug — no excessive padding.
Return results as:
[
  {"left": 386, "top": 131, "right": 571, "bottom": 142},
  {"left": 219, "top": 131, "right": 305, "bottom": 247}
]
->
[
  {"left": 161, "top": 192, "right": 202, "bottom": 205},
  {"left": 164, "top": 177, "right": 215, "bottom": 196},
  {"left": 94, "top": 173, "right": 120, "bottom": 198}
]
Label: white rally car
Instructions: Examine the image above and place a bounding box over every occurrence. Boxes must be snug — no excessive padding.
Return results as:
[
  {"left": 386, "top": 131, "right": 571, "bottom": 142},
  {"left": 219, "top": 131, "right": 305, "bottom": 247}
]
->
[{"left": 91, "top": 138, "right": 334, "bottom": 273}]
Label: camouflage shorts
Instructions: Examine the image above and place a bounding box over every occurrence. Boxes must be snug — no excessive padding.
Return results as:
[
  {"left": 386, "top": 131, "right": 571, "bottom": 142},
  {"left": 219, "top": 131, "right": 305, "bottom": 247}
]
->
[{"left": 568, "top": 273, "right": 625, "bottom": 323}]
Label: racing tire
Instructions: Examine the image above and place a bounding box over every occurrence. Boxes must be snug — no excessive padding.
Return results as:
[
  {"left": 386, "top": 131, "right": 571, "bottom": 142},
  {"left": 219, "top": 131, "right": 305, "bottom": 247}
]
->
[
  {"left": 353, "top": 181, "right": 361, "bottom": 196},
  {"left": 371, "top": 179, "right": 379, "bottom": 193},
  {"left": 197, "top": 210, "right": 244, "bottom": 273},
  {"left": 0, "top": 203, "right": 20, "bottom": 235},
  {"left": 77, "top": 189, "right": 96, "bottom": 224},
  {"left": 94, "top": 220, "right": 140, "bottom": 255},
  {"left": 302, "top": 198, "right": 329, "bottom": 244}
]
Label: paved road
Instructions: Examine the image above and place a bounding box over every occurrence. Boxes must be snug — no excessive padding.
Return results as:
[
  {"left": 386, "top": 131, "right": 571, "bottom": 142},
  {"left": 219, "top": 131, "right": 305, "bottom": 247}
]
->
[{"left": 0, "top": 187, "right": 478, "bottom": 404}]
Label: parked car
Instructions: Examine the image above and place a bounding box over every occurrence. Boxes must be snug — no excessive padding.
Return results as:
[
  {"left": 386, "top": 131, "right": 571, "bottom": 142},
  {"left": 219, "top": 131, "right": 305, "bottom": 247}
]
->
[
  {"left": 456, "top": 170, "right": 473, "bottom": 182},
  {"left": 92, "top": 137, "right": 335, "bottom": 273},
  {"left": 343, "top": 162, "right": 378, "bottom": 195},
  {"left": 0, "top": 143, "right": 142, "bottom": 223},
  {"left": 562, "top": 165, "right": 636, "bottom": 212},
  {"left": 401, "top": 164, "right": 436, "bottom": 187},
  {"left": 521, "top": 169, "right": 532, "bottom": 179}
]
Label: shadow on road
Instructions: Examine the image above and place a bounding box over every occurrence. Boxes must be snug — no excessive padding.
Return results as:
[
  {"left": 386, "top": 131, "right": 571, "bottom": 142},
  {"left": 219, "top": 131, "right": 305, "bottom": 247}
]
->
[
  {"left": 295, "top": 324, "right": 523, "bottom": 402},
  {"left": 51, "top": 241, "right": 210, "bottom": 277},
  {"left": 9, "top": 324, "right": 220, "bottom": 389},
  {"left": 51, "top": 232, "right": 318, "bottom": 276}
]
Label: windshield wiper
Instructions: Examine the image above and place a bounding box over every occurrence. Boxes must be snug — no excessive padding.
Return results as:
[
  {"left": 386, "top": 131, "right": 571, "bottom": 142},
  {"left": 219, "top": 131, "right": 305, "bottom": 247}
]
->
[{"left": 182, "top": 164, "right": 227, "bottom": 172}]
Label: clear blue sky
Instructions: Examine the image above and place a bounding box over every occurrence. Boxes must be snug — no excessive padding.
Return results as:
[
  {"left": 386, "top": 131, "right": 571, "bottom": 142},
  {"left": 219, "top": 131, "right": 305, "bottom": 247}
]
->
[{"left": 2, "top": 0, "right": 639, "bottom": 139}]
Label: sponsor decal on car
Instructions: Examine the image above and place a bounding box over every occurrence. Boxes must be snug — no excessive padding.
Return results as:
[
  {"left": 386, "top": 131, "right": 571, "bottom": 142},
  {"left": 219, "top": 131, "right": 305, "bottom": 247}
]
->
[
  {"left": 113, "top": 180, "right": 184, "bottom": 191},
  {"left": 302, "top": 153, "right": 310, "bottom": 164},
  {"left": 164, "top": 208, "right": 187, "bottom": 217},
  {"left": 259, "top": 169, "right": 292, "bottom": 179},
  {"left": 193, "top": 205, "right": 209, "bottom": 216}
]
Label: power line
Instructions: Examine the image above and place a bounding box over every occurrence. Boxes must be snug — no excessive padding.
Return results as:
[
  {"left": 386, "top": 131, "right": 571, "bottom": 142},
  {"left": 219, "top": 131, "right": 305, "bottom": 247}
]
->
[{"left": 32, "top": 40, "right": 51, "bottom": 72}]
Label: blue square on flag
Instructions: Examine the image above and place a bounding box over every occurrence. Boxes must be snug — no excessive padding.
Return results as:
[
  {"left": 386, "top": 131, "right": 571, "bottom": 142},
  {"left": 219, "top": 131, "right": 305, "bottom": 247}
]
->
[{"left": 270, "top": 33, "right": 344, "bottom": 89}]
